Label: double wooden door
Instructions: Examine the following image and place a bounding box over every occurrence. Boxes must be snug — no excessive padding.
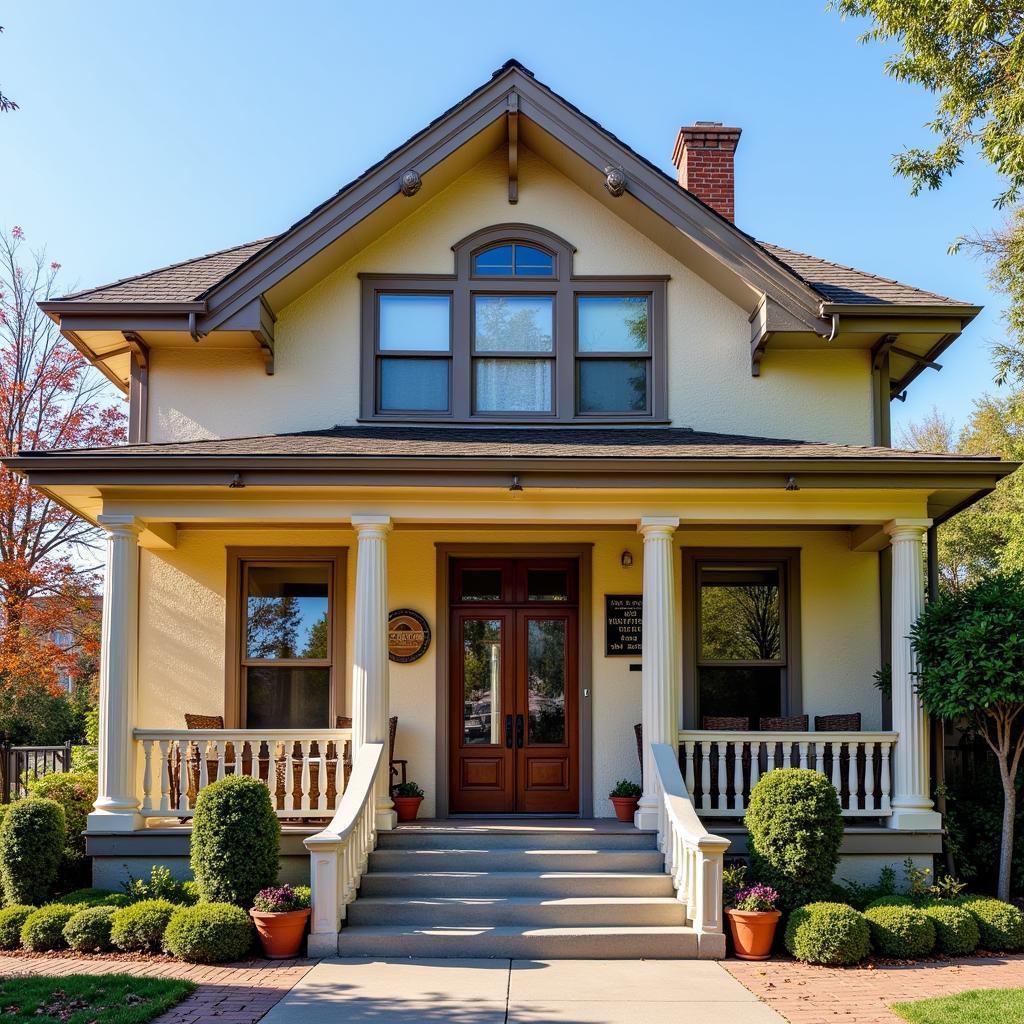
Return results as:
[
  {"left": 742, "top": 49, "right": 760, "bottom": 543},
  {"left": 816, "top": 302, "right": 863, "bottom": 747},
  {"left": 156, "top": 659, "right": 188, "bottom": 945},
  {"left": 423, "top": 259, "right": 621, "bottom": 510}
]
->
[{"left": 449, "top": 558, "right": 579, "bottom": 814}]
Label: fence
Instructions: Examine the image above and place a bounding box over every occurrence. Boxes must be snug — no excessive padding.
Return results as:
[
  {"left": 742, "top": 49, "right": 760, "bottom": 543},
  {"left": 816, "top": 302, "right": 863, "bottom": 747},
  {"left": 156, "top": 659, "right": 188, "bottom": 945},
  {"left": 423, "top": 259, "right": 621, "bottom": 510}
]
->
[{"left": 0, "top": 742, "right": 74, "bottom": 803}]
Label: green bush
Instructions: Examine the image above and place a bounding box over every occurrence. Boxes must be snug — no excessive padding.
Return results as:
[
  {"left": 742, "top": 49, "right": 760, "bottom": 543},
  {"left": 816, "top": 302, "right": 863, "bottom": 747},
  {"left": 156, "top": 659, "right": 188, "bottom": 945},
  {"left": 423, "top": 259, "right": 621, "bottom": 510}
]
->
[
  {"left": 163, "top": 903, "right": 254, "bottom": 963},
  {"left": 124, "top": 865, "right": 193, "bottom": 905},
  {"left": 863, "top": 904, "right": 936, "bottom": 958},
  {"left": 20, "top": 902, "right": 87, "bottom": 951},
  {"left": 958, "top": 897, "right": 1024, "bottom": 951},
  {"left": 27, "top": 771, "right": 96, "bottom": 866},
  {"left": 0, "top": 905, "right": 35, "bottom": 950},
  {"left": 784, "top": 902, "right": 871, "bottom": 965},
  {"left": 63, "top": 905, "right": 116, "bottom": 953},
  {"left": 110, "top": 899, "right": 177, "bottom": 952},
  {"left": 866, "top": 895, "right": 917, "bottom": 910},
  {"left": 745, "top": 769, "right": 843, "bottom": 910},
  {"left": 180, "top": 880, "right": 200, "bottom": 905},
  {"left": 0, "top": 798, "right": 66, "bottom": 905},
  {"left": 57, "top": 887, "right": 130, "bottom": 908},
  {"left": 190, "top": 776, "right": 279, "bottom": 907},
  {"left": 922, "top": 903, "right": 980, "bottom": 956}
]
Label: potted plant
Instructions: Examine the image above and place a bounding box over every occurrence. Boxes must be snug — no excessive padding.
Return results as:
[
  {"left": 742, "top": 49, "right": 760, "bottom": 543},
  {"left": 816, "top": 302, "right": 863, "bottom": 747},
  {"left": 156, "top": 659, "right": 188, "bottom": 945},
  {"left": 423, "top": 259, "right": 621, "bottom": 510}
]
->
[
  {"left": 725, "top": 883, "right": 781, "bottom": 961},
  {"left": 249, "top": 884, "right": 310, "bottom": 959},
  {"left": 393, "top": 781, "right": 425, "bottom": 822},
  {"left": 609, "top": 779, "right": 642, "bottom": 823}
]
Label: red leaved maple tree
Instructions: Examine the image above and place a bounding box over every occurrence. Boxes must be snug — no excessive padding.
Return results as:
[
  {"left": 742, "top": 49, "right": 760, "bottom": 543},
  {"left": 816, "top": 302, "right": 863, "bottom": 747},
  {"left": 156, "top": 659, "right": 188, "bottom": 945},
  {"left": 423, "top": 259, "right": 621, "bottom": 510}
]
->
[{"left": 0, "top": 225, "right": 125, "bottom": 702}]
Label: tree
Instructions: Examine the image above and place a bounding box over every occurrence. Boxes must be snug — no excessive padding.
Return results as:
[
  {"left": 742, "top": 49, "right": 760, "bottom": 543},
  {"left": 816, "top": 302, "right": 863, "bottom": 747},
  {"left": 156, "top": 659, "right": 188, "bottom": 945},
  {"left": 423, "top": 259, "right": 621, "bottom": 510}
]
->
[
  {"left": 0, "top": 226, "right": 125, "bottom": 728},
  {"left": 0, "top": 27, "right": 17, "bottom": 114},
  {"left": 832, "top": 2, "right": 1024, "bottom": 383},
  {"left": 911, "top": 571, "right": 1024, "bottom": 900}
]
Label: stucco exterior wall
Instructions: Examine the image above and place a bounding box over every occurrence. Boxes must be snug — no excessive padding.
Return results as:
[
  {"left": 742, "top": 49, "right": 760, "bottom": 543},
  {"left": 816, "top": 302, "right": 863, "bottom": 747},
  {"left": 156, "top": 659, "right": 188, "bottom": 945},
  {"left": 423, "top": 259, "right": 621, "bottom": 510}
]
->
[
  {"left": 147, "top": 148, "right": 873, "bottom": 446},
  {"left": 136, "top": 525, "right": 881, "bottom": 820}
]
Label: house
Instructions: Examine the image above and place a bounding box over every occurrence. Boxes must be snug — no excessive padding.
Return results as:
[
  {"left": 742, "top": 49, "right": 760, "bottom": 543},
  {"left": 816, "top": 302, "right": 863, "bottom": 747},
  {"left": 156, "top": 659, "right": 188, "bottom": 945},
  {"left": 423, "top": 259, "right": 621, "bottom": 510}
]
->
[{"left": 7, "top": 61, "right": 1015, "bottom": 959}]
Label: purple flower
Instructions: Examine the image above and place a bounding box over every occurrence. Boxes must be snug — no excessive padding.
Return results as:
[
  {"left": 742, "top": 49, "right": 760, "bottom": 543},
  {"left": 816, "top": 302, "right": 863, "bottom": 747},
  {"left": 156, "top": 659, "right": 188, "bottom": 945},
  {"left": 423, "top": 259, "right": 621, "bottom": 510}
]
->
[
  {"left": 732, "top": 883, "right": 780, "bottom": 912},
  {"left": 252, "top": 884, "right": 309, "bottom": 913}
]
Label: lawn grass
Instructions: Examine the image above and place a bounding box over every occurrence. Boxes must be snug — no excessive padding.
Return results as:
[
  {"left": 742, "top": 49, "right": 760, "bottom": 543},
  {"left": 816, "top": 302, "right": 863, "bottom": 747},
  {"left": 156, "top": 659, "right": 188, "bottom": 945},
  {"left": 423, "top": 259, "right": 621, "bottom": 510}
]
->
[
  {"left": 0, "top": 974, "right": 196, "bottom": 1024},
  {"left": 891, "top": 986, "right": 1024, "bottom": 1024}
]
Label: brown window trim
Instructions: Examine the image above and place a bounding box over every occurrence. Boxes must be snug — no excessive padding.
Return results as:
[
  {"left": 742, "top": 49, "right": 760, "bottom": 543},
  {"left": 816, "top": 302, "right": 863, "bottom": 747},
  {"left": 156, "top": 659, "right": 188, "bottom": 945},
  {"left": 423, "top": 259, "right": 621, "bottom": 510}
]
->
[
  {"left": 681, "top": 547, "right": 801, "bottom": 728},
  {"left": 359, "top": 223, "right": 669, "bottom": 424},
  {"left": 224, "top": 546, "right": 348, "bottom": 729}
]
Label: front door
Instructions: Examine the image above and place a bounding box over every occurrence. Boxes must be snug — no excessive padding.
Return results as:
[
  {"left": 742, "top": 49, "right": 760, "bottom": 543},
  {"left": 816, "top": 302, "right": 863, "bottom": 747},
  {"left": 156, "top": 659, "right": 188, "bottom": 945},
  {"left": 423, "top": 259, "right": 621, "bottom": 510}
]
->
[{"left": 449, "top": 558, "right": 579, "bottom": 814}]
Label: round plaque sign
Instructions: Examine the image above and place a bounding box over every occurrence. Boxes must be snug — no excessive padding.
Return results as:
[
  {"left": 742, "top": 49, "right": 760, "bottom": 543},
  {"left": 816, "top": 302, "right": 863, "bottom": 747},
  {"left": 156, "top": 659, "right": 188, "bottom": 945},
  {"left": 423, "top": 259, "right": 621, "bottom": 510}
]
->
[{"left": 388, "top": 608, "right": 431, "bottom": 663}]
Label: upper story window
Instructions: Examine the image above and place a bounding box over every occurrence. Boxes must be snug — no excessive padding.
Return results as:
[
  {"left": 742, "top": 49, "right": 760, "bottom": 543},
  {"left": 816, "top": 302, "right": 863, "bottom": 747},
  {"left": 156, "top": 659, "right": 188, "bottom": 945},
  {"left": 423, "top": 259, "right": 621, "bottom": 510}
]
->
[{"left": 359, "top": 224, "right": 668, "bottom": 423}]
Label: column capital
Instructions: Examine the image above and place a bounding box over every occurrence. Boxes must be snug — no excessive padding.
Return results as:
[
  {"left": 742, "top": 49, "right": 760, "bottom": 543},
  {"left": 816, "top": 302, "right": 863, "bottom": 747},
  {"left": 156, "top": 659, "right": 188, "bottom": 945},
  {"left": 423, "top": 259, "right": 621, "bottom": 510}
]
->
[
  {"left": 97, "top": 514, "right": 142, "bottom": 535},
  {"left": 884, "top": 518, "right": 932, "bottom": 542},
  {"left": 351, "top": 515, "right": 393, "bottom": 536},
  {"left": 638, "top": 516, "right": 680, "bottom": 539}
]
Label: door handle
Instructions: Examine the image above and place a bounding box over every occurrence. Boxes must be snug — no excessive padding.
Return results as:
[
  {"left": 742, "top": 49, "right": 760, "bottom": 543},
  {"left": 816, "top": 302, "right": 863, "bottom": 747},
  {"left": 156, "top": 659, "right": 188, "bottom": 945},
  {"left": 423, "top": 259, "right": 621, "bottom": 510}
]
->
[
  {"left": 516, "top": 714, "right": 524, "bottom": 749},
  {"left": 505, "top": 714, "right": 514, "bottom": 749}
]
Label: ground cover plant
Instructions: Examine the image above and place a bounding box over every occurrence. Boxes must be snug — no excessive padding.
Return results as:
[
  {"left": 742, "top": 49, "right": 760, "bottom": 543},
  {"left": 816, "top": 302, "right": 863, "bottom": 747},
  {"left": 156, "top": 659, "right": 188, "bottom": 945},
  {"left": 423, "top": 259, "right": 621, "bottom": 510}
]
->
[{"left": 0, "top": 975, "right": 194, "bottom": 1024}]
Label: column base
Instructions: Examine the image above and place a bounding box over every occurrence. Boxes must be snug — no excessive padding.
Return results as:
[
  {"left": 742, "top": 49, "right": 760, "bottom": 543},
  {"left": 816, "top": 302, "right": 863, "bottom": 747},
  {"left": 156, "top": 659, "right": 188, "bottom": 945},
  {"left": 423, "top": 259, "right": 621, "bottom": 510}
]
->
[
  {"left": 306, "top": 932, "right": 339, "bottom": 957},
  {"left": 634, "top": 803, "right": 659, "bottom": 832},
  {"left": 887, "top": 806, "right": 943, "bottom": 831},
  {"left": 376, "top": 808, "right": 397, "bottom": 831},
  {"left": 87, "top": 808, "right": 144, "bottom": 833}
]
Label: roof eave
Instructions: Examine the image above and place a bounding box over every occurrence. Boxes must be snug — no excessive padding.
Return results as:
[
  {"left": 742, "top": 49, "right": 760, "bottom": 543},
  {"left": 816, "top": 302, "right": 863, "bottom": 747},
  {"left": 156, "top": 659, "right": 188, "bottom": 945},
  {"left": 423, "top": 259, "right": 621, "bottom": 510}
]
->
[{"left": 821, "top": 301, "right": 982, "bottom": 321}]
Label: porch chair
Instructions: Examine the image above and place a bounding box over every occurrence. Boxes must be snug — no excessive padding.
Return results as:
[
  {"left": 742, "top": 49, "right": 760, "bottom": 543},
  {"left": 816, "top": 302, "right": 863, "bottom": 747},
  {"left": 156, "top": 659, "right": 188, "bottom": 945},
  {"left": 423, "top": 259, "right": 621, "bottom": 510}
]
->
[
  {"left": 701, "top": 716, "right": 750, "bottom": 730},
  {"left": 758, "top": 715, "right": 809, "bottom": 731},
  {"left": 814, "top": 713, "right": 862, "bottom": 732}
]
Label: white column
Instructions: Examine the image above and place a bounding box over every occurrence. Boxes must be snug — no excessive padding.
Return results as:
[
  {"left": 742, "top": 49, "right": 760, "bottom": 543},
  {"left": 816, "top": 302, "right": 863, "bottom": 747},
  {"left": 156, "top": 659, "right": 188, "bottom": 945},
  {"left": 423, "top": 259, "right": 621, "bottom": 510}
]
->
[
  {"left": 635, "top": 516, "right": 680, "bottom": 832},
  {"left": 886, "top": 519, "right": 942, "bottom": 830},
  {"left": 351, "top": 515, "right": 396, "bottom": 831},
  {"left": 88, "top": 515, "right": 142, "bottom": 832}
]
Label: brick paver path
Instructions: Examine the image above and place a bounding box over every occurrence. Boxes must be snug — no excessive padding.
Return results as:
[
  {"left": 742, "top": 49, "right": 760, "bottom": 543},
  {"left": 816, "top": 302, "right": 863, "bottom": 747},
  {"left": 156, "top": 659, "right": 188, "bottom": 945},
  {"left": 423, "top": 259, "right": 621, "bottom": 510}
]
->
[
  {"left": 0, "top": 955, "right": 315, "bottom": 1024},
  {"left": 726, "top": 954, "right": 1024, "bottom": 1023}
]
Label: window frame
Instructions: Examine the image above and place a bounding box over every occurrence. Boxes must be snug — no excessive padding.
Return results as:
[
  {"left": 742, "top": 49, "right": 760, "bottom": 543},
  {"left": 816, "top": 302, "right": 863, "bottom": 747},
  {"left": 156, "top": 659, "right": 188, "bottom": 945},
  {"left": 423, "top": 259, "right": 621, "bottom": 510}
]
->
[
  {"left": 224, "top": 547, "right": 348, "bottom": 729},
  {"left": 681, "top": 548, "right": 802, "bottom": 728},
  {"left": 359, "top": 224, "right": 669, "bottom": 423}
]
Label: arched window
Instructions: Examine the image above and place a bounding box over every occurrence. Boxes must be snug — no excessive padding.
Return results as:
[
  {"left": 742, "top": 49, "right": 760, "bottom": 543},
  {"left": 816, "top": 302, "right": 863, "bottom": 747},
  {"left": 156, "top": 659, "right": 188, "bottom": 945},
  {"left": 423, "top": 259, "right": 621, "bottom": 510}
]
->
[{"left": 359, "top": 224, "right": 667, "bottom": 422}]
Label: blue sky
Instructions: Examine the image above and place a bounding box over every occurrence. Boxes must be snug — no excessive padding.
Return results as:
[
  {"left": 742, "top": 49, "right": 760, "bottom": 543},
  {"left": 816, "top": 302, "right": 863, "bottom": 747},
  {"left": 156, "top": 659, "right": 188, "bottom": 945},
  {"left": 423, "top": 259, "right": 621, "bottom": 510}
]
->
[{"left": 0, "top": 0, "right": 1010, "bottom": 438}]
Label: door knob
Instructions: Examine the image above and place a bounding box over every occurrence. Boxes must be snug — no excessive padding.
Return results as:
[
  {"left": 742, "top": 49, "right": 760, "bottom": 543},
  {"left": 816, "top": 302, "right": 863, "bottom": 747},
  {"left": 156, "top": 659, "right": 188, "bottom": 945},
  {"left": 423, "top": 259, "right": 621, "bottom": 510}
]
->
[{"left": 505, "top": 714, "right": 514, "bottom": 749}]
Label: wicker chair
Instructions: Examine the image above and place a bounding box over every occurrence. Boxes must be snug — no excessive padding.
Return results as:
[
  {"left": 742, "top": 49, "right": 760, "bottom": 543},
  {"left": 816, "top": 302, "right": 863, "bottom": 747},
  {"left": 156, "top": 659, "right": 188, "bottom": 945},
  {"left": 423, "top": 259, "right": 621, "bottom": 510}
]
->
[
  {"left": 815, "top": 713, "right": 864, "bottom": 809},
  {"left": 814, "top": 713, "right": 862, "bottom": 732},
  {"left": 701, "top": 715, "right": 750, "bottom": 730},
  {"left": 759, "top": 715, "right": 809, "bottom": 732}
]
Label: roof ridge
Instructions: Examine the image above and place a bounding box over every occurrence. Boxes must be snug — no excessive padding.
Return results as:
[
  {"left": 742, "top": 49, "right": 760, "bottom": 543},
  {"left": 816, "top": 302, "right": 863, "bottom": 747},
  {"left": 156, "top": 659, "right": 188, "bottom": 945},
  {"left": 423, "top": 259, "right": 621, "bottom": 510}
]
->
[{"left": 56, "top": 236, "right": 278, "bottom": 302}]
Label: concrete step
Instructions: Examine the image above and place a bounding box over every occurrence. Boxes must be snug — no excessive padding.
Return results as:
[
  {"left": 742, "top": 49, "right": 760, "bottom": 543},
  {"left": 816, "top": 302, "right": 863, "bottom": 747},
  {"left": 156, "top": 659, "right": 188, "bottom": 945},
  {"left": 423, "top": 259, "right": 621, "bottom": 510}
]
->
[
  {"left": 335, "top": 923, "right": 711, "bottom": 959},
  {"left": 358, "top": 870, "right": 675, "bottom": 898},
  {"left": 380, "top": 830, "right": 655, "bottom": 851},
  {"left": 368, "top": 848, "right": 664, "bottom": 873},
  {"left": 346, "top": 895, "right": 687, "bottom": 927}
]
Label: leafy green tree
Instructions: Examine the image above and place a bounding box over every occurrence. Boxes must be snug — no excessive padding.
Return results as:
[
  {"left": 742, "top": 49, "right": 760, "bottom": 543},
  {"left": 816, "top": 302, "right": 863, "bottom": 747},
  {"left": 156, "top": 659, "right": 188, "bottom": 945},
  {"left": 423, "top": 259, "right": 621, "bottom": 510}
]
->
[{"left": 910, "top": 571, "right": 1024, "bottom": 900}]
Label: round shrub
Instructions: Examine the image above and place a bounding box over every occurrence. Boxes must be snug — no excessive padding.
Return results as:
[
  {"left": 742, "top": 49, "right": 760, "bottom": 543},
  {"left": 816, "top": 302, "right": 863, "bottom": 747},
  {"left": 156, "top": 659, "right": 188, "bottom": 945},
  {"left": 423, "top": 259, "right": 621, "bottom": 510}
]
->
[
  {"left": 111, "top": 899, "right": 177, "bottom": 952},
  {"left": 163, "top": 903, "right": 254, "bottom": 963},
  {"left": 959, "top": 897, "right": 1024, "bottom": 951},
  {"left": 0, "top": 798, "right": 66, "bottom": 906},
  {"left": 180, "top": 880, "right": 201, "bottom": 905},
  {"left": 922, "top": 903, "right": 980, "bottom": 956},
  {"left": 866, "top": 895, "right": 916, "bottom": 910},
  {"left": 863, "top": 904, "right": 936, "bottom": 958},
  {"left": 57, "top": 888, "right": 129, "bottom": 908},
  {"left": 21, "top": 902, "right": 87, "bottom": 951},
  {"left": 0, "top": 906, "right": 35, "bottom": 950},
  {"left": 784, "top": 902, "right": 871, "bottom": 966},
  {"left": 63, "top": 905, "right": 116, "bottom": 953},
  {"left": 28, "top": 771, "right": 97, "bottom": 866},
  {"left": 746, "top": 769, "right": 843, "bottom": 910},
  {"left": 191, "top": 775, "right": 279, "bottom": 907}
]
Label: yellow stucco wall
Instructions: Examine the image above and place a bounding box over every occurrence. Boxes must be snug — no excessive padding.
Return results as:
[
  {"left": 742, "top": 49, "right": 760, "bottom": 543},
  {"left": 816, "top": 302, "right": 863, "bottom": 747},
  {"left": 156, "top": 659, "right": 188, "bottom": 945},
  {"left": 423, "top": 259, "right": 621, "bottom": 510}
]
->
[
  {"left": 146, "top": 147, "right": 874, "bottom": 446},
  {"left": 136, "top": 525, "right": 882, "bottom": 819}
]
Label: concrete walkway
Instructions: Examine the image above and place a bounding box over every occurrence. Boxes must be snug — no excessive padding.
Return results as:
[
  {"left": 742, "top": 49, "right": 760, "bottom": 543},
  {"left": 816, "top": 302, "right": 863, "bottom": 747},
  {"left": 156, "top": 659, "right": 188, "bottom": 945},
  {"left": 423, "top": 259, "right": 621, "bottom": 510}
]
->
[{"left": 260, "top": 958, "right": 785, "bottom": 1023}]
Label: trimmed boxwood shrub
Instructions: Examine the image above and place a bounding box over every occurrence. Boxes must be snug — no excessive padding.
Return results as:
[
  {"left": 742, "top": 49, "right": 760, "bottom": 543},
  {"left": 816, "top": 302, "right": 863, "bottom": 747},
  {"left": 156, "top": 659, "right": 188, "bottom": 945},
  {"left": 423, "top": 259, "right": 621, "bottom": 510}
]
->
[
  {"left": 56, "top": 888, "right": 130, "bottom": 908},
  {"left": 0, "top": 906, "right": 35, "bottom": 950},
  {"left": 0, "top": 798, "right": 66, "bottom": 906},
  {"left": 163, "top": 903, "right": 254, "bottom": 963},
  {"left": 63, "top": 905, "right": 116, "bottom": 953},
  {"left": 111, "top": 899, "right": 177, "bottom": 952},
  {"left": 191, "top": 776, "right": 279, "bottom": 907},
  {"left": 28, "top": 771, "right": 97, "bottom": 866},
  {"left": 922, "top": 903, "right": 980, "bottom": 956},
  {"left": 180, "top": 880, "right": 201, "bottom": 905},
  {"left": 866, "top": 895, "right": 917, "bottom": 910},
  {"left": 784, "top": 902, "right": 871, "bottom": 965},
  {"left": 958, "top": 897, "right": 1024, "bottom": 951},
  {"left": 21, "top": 902, "right": 87, "bottom": 951},
  {"left": 863, "top": 904, "right": 936, "bottom": 958},
  {"left": 745, "top": 769, "right": 843, "bottom": 910}
]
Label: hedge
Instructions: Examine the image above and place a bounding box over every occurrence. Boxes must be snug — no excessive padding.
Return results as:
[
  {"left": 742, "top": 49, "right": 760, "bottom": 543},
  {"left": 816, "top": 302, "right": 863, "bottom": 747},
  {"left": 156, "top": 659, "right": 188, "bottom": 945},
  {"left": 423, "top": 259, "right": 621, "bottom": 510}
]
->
[
  {"left": 921, "top": 903, "right": 980, "bottom": 956},
  {"left": 863, "top": 904, "right": 936, "bottom": 958},
  {"left": 163, "top": 903, "right": 254, "bottom": 963},
  {"left": 27, "top": 771, "right": 97, "bottom": 866},
  {"left": 20, "top": 902, "right": 87, "bottom": 951},
  {"left": 63, "top": 905, "right": 116, "bottom": 953},
  {"left": 190, "top": 776, "right": 279, "bottom": 907},
  {"left": 0, "top": 905, "right": 35, "bottom": 950},
  {"left": 0, "top": 799, "right": 66, "bottom": 906},
  {"left": 958, "top": 897, "right": 1024, "bottom": 951},
  {"left": 111, "top": 899, "right": 178, "bottom": 952},
  {"left": 784, "top": 902, "right": 871, "bottom": 965}
]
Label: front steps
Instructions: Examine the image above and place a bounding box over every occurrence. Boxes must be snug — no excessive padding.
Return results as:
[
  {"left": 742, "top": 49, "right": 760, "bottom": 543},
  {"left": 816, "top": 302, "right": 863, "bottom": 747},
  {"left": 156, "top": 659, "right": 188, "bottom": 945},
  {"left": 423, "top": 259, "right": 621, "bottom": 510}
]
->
[{"left": 335, "top": 820, "right": 723, "bottom": 959}]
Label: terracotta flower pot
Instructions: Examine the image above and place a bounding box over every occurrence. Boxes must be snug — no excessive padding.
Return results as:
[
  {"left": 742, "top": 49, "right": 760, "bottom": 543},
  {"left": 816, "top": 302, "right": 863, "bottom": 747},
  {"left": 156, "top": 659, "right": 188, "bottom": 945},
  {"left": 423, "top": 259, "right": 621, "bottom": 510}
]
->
[
  {"left": 394, "top": 795, "right": 423, "bottom": 822},
  {"left": 610, "top": 795, "right": 639, "bottom": 823},
  {"left": 250, "top": 907, "right": 310, "bottom": 959},
  {"left": 725, "top": 908, "right": 780, "bottom": 961}
]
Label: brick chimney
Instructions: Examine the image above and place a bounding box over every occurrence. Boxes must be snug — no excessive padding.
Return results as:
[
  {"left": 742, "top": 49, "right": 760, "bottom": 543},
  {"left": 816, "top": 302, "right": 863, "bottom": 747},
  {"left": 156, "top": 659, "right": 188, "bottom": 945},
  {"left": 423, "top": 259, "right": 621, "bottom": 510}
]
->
[{"left": 672, "top": 122, "right": 742, "bottom": 222}]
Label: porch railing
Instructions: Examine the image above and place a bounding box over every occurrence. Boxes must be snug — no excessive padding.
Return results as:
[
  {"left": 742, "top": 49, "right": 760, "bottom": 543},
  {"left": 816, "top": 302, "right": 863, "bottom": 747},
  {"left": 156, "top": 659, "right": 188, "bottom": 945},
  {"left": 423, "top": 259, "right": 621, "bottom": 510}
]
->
[
  {"left": 133, "top": 728, "right": 352, "bottom": 819},
  {"left": 678, "top": 730, "right": 897, "bottom": 818}
]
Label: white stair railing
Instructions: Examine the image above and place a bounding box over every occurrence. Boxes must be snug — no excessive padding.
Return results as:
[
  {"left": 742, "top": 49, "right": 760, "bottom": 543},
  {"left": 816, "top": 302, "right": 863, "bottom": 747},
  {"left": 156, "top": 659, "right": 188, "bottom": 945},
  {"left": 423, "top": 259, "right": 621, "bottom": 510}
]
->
[
  {"left": 304, "top": 741, "right": 384, "bottom": 957},
  {"left": 652, "top": 742, "right": 730, "bottom": 945}
]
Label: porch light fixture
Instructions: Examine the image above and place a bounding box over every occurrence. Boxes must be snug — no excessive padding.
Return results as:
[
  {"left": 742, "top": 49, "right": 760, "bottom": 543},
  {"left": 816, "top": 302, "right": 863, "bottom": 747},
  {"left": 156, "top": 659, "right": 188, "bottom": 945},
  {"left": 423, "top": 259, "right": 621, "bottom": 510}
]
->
[
  {"left": 620, "top": 550, "right": 634, "bottom": 568},
  {"left": 785, "top": 475, "right": 800, "bottom": 491},
  {"left": 229, "top": 473, "right": 245, "bottom": 489},
  {"left": 509, "top": 474, "right": 523, "bottom": 492}
]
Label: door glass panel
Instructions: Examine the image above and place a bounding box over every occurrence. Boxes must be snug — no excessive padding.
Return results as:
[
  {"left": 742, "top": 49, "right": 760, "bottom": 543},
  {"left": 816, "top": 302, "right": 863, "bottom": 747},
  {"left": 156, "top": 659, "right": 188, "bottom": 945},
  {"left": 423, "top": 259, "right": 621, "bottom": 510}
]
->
[
  {"left": 527, "top": 569, "right": 569, "bottom": 602},
  {"left": 246, "top": 565, "right": 329, "bottom": 660},
  {"left": 527, "top": 619, "right": 566, "bottom": 744},
  {"left": 460, "top": 569, "right": 504, "bottom": 602},
  {"left": 462, "top": 619, "right": 502, "bottom": 745},
  {"left": 699, "top": 567, "right": 782, "bottom": 662},
  {"left": 245, "top": 666, "right": 330, "bottom": 728}
]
